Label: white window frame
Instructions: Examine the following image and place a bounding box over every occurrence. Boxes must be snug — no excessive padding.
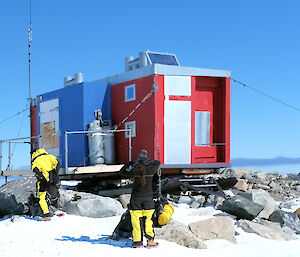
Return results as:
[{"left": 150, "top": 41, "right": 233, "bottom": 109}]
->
[
  {"left": 125, "top": 84, "right": 136, "bottom": 102},
  {"left": 125, "top": 121, "right": 136, "bottom": 138}
]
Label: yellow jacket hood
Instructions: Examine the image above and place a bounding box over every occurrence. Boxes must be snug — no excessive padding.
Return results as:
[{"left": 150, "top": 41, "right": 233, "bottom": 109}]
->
[{"left": 31, "top": 148, "right": 48, "bottom": 161}]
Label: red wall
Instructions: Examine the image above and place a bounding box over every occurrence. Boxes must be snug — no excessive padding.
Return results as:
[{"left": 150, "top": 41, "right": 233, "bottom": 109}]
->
[
  {"left": 191, "top": 76, "right": 230, "bottom": 164},
  {"left": 30, "top": 103, "right": 38, "bottom": 151},
  {"left": 154, "top": 75, "right": 165, "bottom": 162},
  {"left": 111, "top": 74, "right": 230, "bottom": 166},
  {"left": 111, "top": 75, "right": 156, "bottom": 163}
]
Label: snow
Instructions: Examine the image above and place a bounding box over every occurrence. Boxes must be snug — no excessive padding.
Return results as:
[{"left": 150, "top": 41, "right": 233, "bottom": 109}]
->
[{"left": 0, "top": 198, "right": 299, "bottom": 257}]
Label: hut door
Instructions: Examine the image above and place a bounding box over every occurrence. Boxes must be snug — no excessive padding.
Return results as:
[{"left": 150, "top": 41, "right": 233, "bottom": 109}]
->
[{"left": 192, "top": 89, "right": 216, "bottom": 162}]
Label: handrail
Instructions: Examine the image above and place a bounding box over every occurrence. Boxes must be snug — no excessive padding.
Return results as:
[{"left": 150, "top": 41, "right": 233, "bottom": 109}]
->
[{"left": 64, "top": 128, "right": 132, "bottom": 174}]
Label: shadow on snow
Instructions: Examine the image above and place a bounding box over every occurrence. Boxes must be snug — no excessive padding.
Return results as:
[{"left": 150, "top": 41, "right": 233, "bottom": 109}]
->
[{"left": 56, "top": 235, "right": 132, "bottom": 248}]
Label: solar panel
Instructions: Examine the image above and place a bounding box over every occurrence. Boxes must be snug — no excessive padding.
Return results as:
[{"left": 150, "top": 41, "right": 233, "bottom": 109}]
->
[{"left": 148, "top": 52, "right": 179, "bottom": 66}]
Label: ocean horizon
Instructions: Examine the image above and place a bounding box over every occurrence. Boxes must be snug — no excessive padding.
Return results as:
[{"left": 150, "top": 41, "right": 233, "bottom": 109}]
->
[{"left": 231, "top": 163, "right": 300, "bottom": 175}]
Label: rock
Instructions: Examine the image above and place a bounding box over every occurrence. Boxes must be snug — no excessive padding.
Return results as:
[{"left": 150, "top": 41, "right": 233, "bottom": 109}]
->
[
  {"left": 296, "top": 186, "right": 300, "bottom": 192},
  {"left": 58, "top": 190, "right": 124, "bottom": 218},
  {"left": 189, "top": 216, "right": 236, "bottom": 243},
  {"left": 282, "top": 226, "right": 298, "bottom": 238},
  {"left": 247, "top": 183, "right": 254, "bottom": 191},
  {"left": 238, "top": 219, "right": 296, "bottom": 240},
  {"left": 295, "top": 208, "right": 300, "bottom": 219},
  {"left": 178, "top": 196, "right": 193, "bottom": 205},
  {"left": 254, "top": 172, "right": 268, "bottom": 183},
  {"left": 241, "top": 174, "right": 254, "bottom": 181},
  {"left": 280, "top": 174, "right": 289, "bottom": 180},
  {"left": 255, "top": 184, "right": 271, "bottom": 190},
  {"left": 0, "top": 177, "right": 36, "bottom": 217},
  {"left": 234, "top": 169, "right": 253, "bottom": 178},
  {"left": 290, "top": 181, "right": 299, "bottom": 187},
  {"left": 221, "top": 168, "right": 252, "bottom": 178},
  {"left": 234, "top": 179, "right": 248, "bottom": 192},
  {"left": 194, "top": 195, "right": 206, "bottom": 206},
  {"left": 155, "top": 219, "right": 207, "bottom": 249},
  {"left": 190, "top": 201, "right": 200, "bottom": 209},
  {"left": 205, "top": 194, "right": 216, "bottom": 205},
  {"left": 269, "top": 210, "right": 300, "bottom": 234},
  {"left": 241, "top": 174, "right": 259, "bottom": 184},
  {"left": 238, "top": 189, "right": 278, "bottom": 219},
  {"left": 223, "top": 190, "right": 235, "bottom": 197},
  {"left": 118, "top": 194, "right": 131, "bottom": 209},
  {"left": 221, "top": 195, "right": 264, "bottom": 220},
  {"left": 214, "top": 196, "right": 225, "bottom": 208},
  {"left": 268, "top": 181, "right": 277, "bottom": 188}
]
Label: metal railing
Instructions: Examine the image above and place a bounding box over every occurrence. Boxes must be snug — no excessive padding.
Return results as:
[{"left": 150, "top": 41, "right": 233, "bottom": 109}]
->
[
  {"left": 64, "top": 129, "right": 132, "bottom": 174},
  {"left": 0, "top": 135, "right": 40, "bottom": 184}
]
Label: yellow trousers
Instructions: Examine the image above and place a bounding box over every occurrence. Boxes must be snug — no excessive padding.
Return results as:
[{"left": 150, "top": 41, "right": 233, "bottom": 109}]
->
[
  {"left": 130, "top": 209, "right": 155, "bottom": 243},
  {"left": 37, "top": 182, "right": 50, "bottom": 216}
]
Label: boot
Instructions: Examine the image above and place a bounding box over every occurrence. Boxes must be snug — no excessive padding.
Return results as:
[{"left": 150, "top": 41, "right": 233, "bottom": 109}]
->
[
  {"left": 40, "top": 216, "right": 51, "bottom": 221},
  {"left": 132, "top": 242, "right": 144, "bottom": 248},
  {"left": 146, "top": 239, "right": 159, "bottom": 248}
]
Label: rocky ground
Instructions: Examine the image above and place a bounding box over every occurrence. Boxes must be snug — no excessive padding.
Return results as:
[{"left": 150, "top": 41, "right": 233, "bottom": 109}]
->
[{"left": 0, "top": 168, "right": 299, "bottom": 249}]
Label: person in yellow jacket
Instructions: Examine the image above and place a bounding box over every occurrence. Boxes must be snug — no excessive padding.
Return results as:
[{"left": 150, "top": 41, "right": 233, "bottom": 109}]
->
[{"left": 31, "top": 148, "right": 60, "bottom": 220}]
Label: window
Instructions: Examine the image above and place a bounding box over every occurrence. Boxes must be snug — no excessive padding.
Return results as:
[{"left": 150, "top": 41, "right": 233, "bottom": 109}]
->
[
  {"left": 125, "top": 121, "right": 136, "bottom": 138},
  {"left": 125, "top": 84, "right": 136, "bottom": 102},
  {"left": 195, "top": 111, "right": 210, "bottom": 146}
]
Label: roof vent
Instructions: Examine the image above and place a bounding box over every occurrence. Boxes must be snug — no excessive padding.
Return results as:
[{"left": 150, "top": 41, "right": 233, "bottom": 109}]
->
[{"left": 64, "top": 73, "right": 84, "bottom": 87}]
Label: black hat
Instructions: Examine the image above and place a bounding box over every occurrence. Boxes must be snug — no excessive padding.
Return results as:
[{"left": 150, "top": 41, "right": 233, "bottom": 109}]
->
[{"left": 138, "top": 149, "right": 148, "bottom": 161}]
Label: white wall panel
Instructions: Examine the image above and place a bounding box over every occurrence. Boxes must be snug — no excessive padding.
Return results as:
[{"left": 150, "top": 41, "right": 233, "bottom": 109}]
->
[
  {"left": 164, "top": 100, "right": 191, "bottom": 164},
  {"left": 164, "top": 75, "right": 191, "bottom": 96}
]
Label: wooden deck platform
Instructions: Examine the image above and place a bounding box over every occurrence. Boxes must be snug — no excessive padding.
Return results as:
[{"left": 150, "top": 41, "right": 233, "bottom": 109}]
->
[
  {"left": 1, "top": 164, "right": 124, "bottom": 180},
  {"left": 1, "top": 170, "right": 34, "bottom": 177}
]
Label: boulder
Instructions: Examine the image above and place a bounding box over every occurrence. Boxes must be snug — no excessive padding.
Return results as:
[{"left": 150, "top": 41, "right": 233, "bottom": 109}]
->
[
  {"left": 280, "top": 174, "right": 289, "bottom": 180},
  {"left": 189, "top": 216, "right": 236, "bottom": 243},
  {"left": 178, "top": 195, "right": 194, "bottom": 205},
  {"left": 254, "top": 184, "right": 271, "bottom": 190},
  {"left": 268, "top": 181, "right": 277, "bottom": 188},
  {"left": 238, "top": 189, "right": 278, "bottom": 219},
  {"left": 221, "top": 195, "right": 264, "bottom": 220},
  {"left": 269, "top": 210, "right": 300, "bottom": 234},
  {"left": 58, "top": 190, "right": 124, "bottom": 218},
  {"left": 234, "top": 179, "right": 248, "bottom": 192},
  {"left": 221, "top": 168, "right": 252, "bottom": 178},
  {"left": 0, "top": 177, "right": 36, "bottom": 217},
  {"left": 118, "top": 194, "right": 131, "bottom": 209},
  {"left": 295, "top": 208, "right": 300, "bottom": 219},
  {"left": 154, "top": 219, "right": 207, "bottom": 249},
  {"left": 190, "top": 201, "right": 200, "bottom": 209},
  {"left": 194, "top": 195, "right": 206, "bottom": 203},
  {"left": 253, "top": 172, "right": 269, "bottom": 184},
  {"left": 257, "top": 219, "right": 297, "bottom": 239},
  {"left": 238, "top": 219, "right": 296, "bottom": 240}
]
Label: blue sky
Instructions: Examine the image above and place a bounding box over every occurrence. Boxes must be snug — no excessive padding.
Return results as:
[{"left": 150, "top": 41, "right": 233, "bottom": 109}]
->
[{"left": 0, "top": 0, "right": 300, "bottom": 169}]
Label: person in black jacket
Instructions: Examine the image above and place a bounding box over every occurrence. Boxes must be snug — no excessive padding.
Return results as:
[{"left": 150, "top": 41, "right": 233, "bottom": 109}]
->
[{"left": 119, "top": 150, "right": 160, "bottom": 248}]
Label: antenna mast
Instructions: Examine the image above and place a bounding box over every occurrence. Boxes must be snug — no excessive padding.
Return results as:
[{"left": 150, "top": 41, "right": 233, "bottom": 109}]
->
[{"left": 28, "top": 0, "right": 32, "bottom": 103}]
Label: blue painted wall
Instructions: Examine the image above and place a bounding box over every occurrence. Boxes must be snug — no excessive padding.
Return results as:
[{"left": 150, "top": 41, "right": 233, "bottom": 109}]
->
[{"left": 37, "top": 81, "right": 111, "bottom": 168}]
